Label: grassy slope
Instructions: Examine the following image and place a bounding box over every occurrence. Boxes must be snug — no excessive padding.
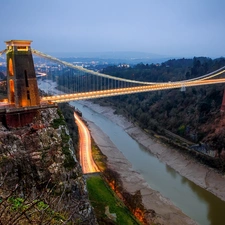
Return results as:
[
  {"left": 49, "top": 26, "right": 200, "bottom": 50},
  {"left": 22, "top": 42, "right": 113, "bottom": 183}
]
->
[{"left": 87, "top": 176, "right": 140, "bottom": 225}]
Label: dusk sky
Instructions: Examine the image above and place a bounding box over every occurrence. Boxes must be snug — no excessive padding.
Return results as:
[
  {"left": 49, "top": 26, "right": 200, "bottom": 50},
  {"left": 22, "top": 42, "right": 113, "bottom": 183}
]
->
[{"left": 0, "top": 0, "right": 225, "bottom": 58}]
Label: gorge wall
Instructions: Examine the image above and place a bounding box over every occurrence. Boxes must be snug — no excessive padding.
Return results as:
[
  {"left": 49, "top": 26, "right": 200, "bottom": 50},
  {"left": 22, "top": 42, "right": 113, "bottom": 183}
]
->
[{"left": 0, "top": 107, "right": 97, "bottom": 224}]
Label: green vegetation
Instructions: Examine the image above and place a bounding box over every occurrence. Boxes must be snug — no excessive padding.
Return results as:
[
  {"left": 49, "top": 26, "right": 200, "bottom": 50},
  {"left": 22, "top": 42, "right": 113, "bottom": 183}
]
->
[
  {"left": 52, "top": 110, "right": 66, "bottom": 128},
  {"left": 92, "top": 141, "right": 107, "bottom": 171},
  {"left": 61, "top": 128, "right": 76, "bottom": 169},
  {"left": 1, "top": 196, "right": 69, "bottom": 224},
  {"left": 94, "top": 57, "right": 225, "bottom": 153},
  {"left": 61, "top": 128, "right": 70, "bottom": 142},
  {"left": 87, "top": 176, "right": 140, "bottom": 225},
  {"left": 58, "top": 103, "right": 79, "bottom": 159},
  {"left": 62, "top": 145, "right": 76, "bottom": 169},
  {"left": 8, "top": 197, "right": 27, "bottom": 211},
  {"left": 51, "top": 107, "right": 77, "bottom": 169}
]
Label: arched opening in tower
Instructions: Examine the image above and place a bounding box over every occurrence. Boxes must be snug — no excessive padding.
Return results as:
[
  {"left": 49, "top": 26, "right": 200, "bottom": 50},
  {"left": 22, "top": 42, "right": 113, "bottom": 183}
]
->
[
  {"left": 24, "top": 70, "right": 29, "bottom": 87},
  {"left": 9, "top": 58, "right": 14, "bottom": 76},
  {"left": 9, "top": 79, "right": 15, "bottom": 103}
]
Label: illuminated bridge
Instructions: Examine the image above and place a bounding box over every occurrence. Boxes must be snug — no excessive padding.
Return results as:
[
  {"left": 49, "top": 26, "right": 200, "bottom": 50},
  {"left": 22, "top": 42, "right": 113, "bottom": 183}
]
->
[{"left": 0, "top": 40, "right": 225, "bottom": 106}]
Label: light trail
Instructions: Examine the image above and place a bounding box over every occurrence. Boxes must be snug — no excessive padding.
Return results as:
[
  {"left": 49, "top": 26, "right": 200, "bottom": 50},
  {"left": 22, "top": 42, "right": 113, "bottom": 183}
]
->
[{"left": 74, "top": 112, "right": 99, "bottom": 174}]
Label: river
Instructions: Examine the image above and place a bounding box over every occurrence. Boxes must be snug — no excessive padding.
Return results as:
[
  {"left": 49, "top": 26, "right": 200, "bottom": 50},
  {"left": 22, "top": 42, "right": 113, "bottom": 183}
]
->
[
  {"left": 70, "top": 101, "right": 225, "bottom": 225},
  {"left": 38, "top": 80, "right": 225, "bottom": 225}
]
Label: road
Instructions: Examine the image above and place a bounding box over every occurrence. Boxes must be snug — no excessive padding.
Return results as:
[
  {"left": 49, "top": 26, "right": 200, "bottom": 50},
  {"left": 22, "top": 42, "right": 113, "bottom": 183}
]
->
[
  {"left": 42, "top": 77, "right": 225, "bottom": 103},
  {"left": 74, "top": 112, "right": 99, "bottom": 174}
]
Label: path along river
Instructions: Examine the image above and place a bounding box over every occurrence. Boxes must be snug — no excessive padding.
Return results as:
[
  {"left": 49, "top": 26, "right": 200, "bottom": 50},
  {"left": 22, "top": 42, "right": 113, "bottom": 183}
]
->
[{"left": 39, "top": 80, "right": 225, "bottom": 225}]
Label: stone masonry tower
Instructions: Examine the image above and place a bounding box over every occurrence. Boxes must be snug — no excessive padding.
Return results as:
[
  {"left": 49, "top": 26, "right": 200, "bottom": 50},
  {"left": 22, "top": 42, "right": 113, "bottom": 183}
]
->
[{"left": 5, "top": 40, "right": 40, "bottom": 107}]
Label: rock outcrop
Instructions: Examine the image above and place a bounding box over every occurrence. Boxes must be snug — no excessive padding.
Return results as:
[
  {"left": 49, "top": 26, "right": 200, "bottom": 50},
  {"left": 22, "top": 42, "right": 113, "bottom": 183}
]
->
[{"left": 0, "top": 107, "right": 97, "bottom": 224}]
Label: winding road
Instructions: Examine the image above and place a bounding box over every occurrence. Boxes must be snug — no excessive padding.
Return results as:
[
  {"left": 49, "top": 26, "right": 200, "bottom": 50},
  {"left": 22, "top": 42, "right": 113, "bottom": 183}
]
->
[{"left": 74, "top": 112, "right": 99, "bottom": 174}]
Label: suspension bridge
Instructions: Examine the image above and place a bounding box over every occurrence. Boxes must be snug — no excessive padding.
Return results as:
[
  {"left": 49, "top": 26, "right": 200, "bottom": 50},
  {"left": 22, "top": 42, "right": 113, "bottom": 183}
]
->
[
  {"left": 0, "top": 40, "right": 225, "bottom": 106},
  {"left": 32, "top": 49, "right": 225, "bottom": 103}
]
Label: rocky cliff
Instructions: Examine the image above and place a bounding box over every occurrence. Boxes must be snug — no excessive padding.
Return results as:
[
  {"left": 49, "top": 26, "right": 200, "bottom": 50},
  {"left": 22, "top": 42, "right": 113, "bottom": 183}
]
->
[{"left": 0, "top": 107, "right": 97, "bottom": 224}]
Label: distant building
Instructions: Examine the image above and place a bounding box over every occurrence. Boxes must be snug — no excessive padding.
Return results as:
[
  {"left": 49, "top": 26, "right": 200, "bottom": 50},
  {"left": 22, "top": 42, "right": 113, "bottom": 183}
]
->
[{"left": 117, "top": 64, "right": 130, "bottom": 68}]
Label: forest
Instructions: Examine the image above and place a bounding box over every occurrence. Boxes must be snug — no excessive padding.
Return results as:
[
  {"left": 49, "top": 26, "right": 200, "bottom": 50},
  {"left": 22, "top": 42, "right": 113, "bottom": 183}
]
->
[{"left": 93, "top": 57, "right": 225, "bottom": 155}]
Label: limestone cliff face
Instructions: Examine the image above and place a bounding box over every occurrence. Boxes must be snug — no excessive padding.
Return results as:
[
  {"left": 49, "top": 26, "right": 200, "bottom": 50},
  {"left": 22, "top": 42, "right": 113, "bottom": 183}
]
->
[{"left": 0, "top": 107, "right": 97, "bottom": 224}]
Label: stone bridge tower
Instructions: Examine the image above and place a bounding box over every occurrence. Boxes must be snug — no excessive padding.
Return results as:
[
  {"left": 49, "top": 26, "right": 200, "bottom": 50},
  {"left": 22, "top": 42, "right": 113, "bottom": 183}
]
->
[{"left": 5, "top": 40, "right": 40, "bottom": 107}]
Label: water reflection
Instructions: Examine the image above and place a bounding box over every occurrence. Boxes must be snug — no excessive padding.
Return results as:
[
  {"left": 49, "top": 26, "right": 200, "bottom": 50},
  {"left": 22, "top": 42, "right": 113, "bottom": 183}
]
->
[
  {"left": 180, "top": 175, "right": 225, "bottom": 225},
  {"left": 166, "top": 164, "right": 177, "bottom": 179}
]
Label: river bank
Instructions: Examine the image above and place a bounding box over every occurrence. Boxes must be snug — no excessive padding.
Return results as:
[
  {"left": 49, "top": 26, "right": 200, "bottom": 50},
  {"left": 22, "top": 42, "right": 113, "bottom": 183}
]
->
[
  {"left": 76, "top": 101, "right": 198, "bottom": 225},
  {"left": 79, "top": 100, "right": 225, "bottom": 202}
]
